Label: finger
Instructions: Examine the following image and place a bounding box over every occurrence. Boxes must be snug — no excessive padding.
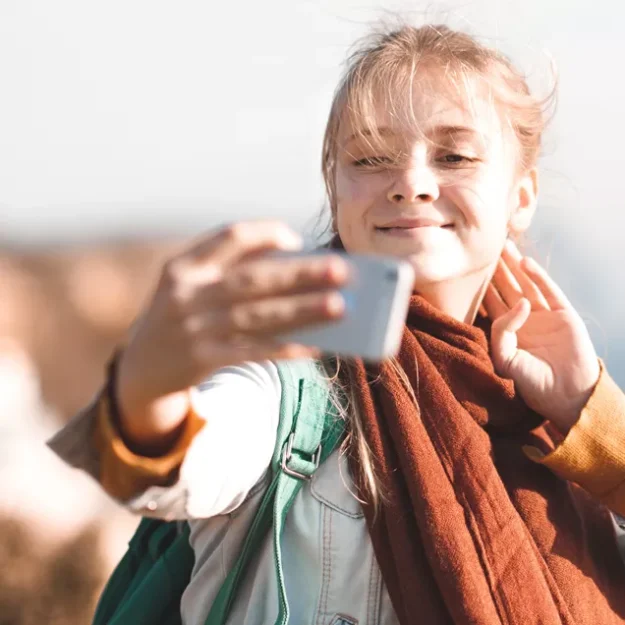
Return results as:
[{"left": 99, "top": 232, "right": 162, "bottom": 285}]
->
[
  {"left": 192, "top": 339, "right": 321, "bottom": 374},
  {"left": 490, "top": 299, "right": 530, "bottom": 374},
  {"left": 482, "top": 283, "right": 508, "bottom": 320},
  {"left": 521, "top": 256, "right": 571, "bottom": 310},
  {"left": 248, "top": 342, "right": 323, "bottom": 361},
  {"left": 226, "top": 339, "right": 322, "bottom": 362},
  {"left": 502, "top": 238, "right": 524, "bottom": 261},
  {"left": 491, "top": 258, "right": 524, "bottom": 309},
  {"left": 169, "top": 221, "right": 303, "bottom": 281},
  {"left": 191, "top": 254, "right": 350, "bottom": 310},
  {"left": 500, "top": 297, "right": 532, "bottom": 334},
  {"left": 501, "top": 242, "right": 550, "bottom": 310},
  {"left": 201, "top": 290, "right": 345, "bottom": 338}
]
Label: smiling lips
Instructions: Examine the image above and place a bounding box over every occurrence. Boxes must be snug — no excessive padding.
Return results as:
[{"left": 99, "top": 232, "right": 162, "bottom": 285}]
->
[{"left": 376, "top": 217, "right": 453, "bottom": 231}]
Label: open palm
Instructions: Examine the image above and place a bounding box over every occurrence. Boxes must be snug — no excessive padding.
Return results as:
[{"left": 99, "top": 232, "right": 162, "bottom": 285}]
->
[{"left": 482, "top": 241, "right": 600, "bottom": 434}]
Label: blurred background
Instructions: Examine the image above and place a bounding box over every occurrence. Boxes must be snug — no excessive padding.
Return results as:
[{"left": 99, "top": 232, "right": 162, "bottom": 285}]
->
[{"left": 1, "top": 0, "right": 623, "bottom": 623}]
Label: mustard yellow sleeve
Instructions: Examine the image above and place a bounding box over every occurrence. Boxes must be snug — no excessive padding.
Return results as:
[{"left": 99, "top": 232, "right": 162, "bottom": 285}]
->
[
  {"left": 93, "top": 391, "right": 206, "bottom": 501},
  {"left": 524, "top": 361, "right": 625, "bottom": 516}
]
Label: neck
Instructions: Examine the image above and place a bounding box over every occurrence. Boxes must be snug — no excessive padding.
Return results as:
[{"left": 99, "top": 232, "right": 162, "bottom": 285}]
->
[{"left": 415, "top": 264, "right": 496, "bottom": 324}]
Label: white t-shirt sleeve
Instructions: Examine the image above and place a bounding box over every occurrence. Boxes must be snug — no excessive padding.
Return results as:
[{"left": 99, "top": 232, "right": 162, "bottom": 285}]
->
[{"left": 180, "top": 360, "right": 281, "bottom": 518}]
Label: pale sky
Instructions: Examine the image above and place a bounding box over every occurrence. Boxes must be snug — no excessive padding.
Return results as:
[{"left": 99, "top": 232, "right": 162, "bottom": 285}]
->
[
  {"left": 1, "top": 0, "right": 619, "bottom": 235},
  {"left": 1, "top": 0, "right": 624, "bottom": 357}
]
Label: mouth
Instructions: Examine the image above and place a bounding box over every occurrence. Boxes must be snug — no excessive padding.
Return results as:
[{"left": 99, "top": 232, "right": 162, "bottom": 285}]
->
[{"left": 375, "top": 218, "right": 454, "bottom": 233}]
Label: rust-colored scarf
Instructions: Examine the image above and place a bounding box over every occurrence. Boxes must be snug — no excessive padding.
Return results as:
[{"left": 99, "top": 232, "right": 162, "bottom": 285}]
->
[{"left": 349, "top": 294, "right": 625, "bottom": 624}]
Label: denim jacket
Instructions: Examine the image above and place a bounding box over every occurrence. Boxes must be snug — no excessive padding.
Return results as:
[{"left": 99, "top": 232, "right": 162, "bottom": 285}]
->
[{"left": 48, "top": 361, "right": 625, "bottom": 625}]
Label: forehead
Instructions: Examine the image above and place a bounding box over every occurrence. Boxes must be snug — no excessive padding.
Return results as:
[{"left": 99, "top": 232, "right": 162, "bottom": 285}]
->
[{"left": 338, "top": 73, "right": 505, "bottom": 147}]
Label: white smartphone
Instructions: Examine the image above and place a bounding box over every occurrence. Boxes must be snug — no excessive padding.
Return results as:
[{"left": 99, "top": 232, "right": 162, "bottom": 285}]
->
[{"left": 276, "top": 251, "right": 415, "bottom": 361}]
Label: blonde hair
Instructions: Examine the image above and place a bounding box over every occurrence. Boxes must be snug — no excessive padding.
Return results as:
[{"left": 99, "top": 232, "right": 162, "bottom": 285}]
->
[{"left": 320, "top": 23, "right": 555, "bottom": 508}]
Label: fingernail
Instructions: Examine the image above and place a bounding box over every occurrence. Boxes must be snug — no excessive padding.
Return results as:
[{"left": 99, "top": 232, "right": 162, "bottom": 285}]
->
[
  {"left": 204, "top": 264, "right": 223, "bottom": 283},
  {"left": 282, "top": 230, "right": 303, "bottom": 249},
  {"left": 325, "top": 292, "right": 345, "bottom": 316},
  {"left": 325, "top": 258, "right": 350, "bottom": 282},
  {"left": 523, "top": 256, "right": 538, "bottom": 271}
]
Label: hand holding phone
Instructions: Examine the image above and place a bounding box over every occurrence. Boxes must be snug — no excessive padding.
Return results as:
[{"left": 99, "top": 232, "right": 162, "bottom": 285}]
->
[{"left": 276, "top": 251, "right": 415, "bottom": 361}]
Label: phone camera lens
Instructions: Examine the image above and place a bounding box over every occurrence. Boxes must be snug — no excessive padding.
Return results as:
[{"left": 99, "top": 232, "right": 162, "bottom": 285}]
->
[{"left": 386, "top": 268, "right": 398, "bottom": 280}]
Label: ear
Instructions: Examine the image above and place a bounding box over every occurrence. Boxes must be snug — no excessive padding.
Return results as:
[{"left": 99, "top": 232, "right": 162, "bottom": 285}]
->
[{"left": 508, "top": 168, "right": 538, "bottom": 236}]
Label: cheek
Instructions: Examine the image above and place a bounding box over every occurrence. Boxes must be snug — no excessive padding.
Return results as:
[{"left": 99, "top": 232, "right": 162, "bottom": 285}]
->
[
  {"left": 335, "top": 168, "right": 385, "bottom": 207},
  {"left": 334, "top": 168, "right": 386, "bottom": 241},
  {"left": 449, "top": 171, "right": 513, "bottom": 234},
  {"left": 444, "top": 179, "right": 513, "bottom": 269}
]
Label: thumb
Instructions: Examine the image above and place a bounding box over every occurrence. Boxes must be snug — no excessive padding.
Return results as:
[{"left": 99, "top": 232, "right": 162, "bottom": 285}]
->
[{"left": 490, "top": 298, "right": 531, "bottom": 375}]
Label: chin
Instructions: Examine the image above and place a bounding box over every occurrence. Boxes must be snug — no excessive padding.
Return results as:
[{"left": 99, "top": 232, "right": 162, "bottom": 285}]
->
[{"left": 404, "top": 253, "right": 464, "bottom": 286}]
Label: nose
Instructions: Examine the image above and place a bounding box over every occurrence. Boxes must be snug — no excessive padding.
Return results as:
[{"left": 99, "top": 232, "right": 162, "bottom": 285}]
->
[{"left": 387, "top": 162, "right": 440, "bottom": 205}]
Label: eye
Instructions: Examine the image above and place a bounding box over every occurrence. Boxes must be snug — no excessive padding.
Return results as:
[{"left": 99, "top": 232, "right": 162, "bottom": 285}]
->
[
  {"left": 352, "top": 156, "right": 394, "bottom": 168},
  {"left": 438, "top": 153, "right": 478, "bottom": 165}
]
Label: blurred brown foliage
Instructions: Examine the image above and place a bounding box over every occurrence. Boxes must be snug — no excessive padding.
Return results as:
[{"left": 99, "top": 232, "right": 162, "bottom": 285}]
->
[
  {"left": 0, "top": 238, "right": 179, "bottom": 625},
  {"left": 0, "top": 239, "right": 180, "bottom": 418},
  {"left": 0, "top": 517, "right": 103, "bottom": 625}
]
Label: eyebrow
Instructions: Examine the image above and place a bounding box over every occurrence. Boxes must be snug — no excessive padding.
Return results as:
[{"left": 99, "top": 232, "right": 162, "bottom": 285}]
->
[{"left": 344, "top": 124, "right": 478, "bottom": 145}]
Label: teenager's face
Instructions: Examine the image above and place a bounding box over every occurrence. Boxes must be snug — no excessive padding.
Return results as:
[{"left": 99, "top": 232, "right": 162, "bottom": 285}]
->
[{"left": 334, "top": 76, "right": 537, "bottom": 290}]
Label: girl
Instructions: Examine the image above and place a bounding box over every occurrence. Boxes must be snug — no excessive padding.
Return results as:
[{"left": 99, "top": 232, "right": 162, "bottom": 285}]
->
[{"left": 50, "top": 23, "right": 625, "bottom": 624}]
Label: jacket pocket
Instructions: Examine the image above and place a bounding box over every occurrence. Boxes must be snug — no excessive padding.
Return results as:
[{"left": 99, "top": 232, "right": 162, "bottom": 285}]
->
[
  {"left": 310, "top": 449, "right": 364, "bottom": 518},
  {"left": 330, "top": 616, "right": 358, "bottom": 625}
]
